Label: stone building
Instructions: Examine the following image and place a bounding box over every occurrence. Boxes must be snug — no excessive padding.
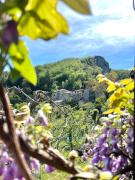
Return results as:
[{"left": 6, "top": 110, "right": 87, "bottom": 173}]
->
[
  {"left": 52, "top": 89, "right": 72, "bottom": 102},
  {"left": 52, "top": 88, "right": 91, "bottom": 104}
]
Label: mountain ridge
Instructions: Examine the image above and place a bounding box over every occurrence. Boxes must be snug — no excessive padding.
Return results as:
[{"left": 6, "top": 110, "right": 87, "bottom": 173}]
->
[{"left": 4, "top": 55, "right": 130, "bottom": 105}]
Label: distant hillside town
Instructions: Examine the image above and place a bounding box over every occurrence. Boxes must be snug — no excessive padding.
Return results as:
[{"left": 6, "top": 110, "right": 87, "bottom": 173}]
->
[{"left": 52, "top": 88, "right": 93, "bottom": 105}]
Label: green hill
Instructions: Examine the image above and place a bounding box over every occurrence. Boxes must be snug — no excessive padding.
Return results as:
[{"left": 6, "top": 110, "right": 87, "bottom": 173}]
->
[{"left": 4, "top": 56, "right": 130, "bottom": 105}]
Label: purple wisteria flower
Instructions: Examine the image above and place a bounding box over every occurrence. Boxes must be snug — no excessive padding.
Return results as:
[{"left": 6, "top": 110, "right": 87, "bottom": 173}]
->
[
  {"left": 82, "top": 152, "right": 88, "bottom": 161},
  {"left": 37, "top": 110, "right": 48, "bottom": 126},
  {"left": 98, "top": 134, "right": 107, "bottom": 146},
  {"left": 25, "top": 116, "right": 34, "bottom": 125},
  {"left": 92, "top": 153, "right": 100, "bottom": 164},
  {"left": 30, "top": 159, "right": 40, "bottom": 171},
  {"left": 111, "top": 128, "right": 119, "bottom": 136},
  {"left": 102, "top": 156, "right": 111, "bottom": 171},
  {"left": 45, "top": 165, "right": 55, "bottom": 173}
]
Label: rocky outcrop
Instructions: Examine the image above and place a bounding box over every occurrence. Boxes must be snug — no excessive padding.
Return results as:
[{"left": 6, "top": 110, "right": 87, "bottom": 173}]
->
[
  {"left": 94, "top": 56, "right": 110, "bottom": 74},
  {"left": 81, "top": 56, "right": 110, "bottom": 74}
]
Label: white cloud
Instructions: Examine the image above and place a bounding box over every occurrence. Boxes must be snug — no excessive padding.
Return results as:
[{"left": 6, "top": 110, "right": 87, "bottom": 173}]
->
[
  {"left": 91, "top": 17, "right": 134, "bottom": 45},
  {"left": 58, "top": 0, "right": 135, "bottom": 50},
  {"left": 90, "top": 0, "right": 134, "bottom": 17}
]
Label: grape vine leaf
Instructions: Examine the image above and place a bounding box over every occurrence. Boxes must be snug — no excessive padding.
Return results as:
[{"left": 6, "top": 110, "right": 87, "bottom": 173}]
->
[
  {"left": 18, "top": 0, "right": 69, "bottom": 40},
  {"left": 8, "top": 41, "right": 37, "bottom": 85},
  {"left": 107, "top": 82, "right": 116, "bottom": 93},
  {"left": 120, "top": 78, "right": 132, "bottom": 85},
  {"left": 125, "top": 81, "right": 134, "bottom": 91}
]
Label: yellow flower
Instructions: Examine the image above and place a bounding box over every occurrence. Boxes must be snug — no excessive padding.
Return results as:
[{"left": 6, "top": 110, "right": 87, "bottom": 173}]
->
[{"left": 42, "top": 103, "right": 52, "bottom": 114}]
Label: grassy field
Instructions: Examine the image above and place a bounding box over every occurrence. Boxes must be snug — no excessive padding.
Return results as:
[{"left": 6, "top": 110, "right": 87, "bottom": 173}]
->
[
  {"left": 35, "top": 160, "right": 86, "bottom": 180},
  {"left": 34, "top": 166, "right": 69, "bottom": 180},
  {"left": 37, "top": 170, "right": 69, "bottom": 180}
]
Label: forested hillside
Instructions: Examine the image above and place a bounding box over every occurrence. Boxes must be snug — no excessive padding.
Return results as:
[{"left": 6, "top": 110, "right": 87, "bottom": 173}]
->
[{"left": 5, "top": 56, "right": 130, "bottom": 98}]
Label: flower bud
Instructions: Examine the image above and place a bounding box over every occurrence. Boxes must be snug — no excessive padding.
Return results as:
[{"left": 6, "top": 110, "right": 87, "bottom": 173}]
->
[
  {"left": 37, "top": 110, "right": 48, "bottom": 126},
  {"left": 69, "top": 150, "right": 78, "bottom": 161}
]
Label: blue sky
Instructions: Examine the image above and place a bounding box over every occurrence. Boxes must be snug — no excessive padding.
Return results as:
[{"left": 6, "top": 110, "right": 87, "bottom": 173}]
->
[{"left": 24, "top": 0, "right": 135, "bottom": 70}]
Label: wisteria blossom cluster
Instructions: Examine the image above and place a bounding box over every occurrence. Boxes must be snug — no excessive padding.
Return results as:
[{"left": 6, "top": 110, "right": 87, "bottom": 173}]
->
[
  {"left": 0, "top": 104, "right": 55, "bottom": 179},
  {"left": 0, "top": 146, "right": 55, "bottom": 179},
  {"left": 81, "top": 114, "right": 134, "bottom": 179},
  {"left": 0, "top": 148, "right": 39, "bottom": 179}
]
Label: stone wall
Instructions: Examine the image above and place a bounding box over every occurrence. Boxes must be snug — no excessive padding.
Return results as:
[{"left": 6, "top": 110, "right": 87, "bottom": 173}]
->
[{"left": 52, "top": 89, "right": 91, "bottom": 103}]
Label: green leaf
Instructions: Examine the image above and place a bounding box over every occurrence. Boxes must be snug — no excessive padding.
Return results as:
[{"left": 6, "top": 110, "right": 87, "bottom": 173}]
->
[
  {"left": 18, "top": 11, "right": 58, "bottom": 40},
  {"left": 7, "top": 7, "right": 22, "bottom": 21},
  {"left": 103, "top": 109, "right": 114, "bottom": 115},
  {"left": 125, "top": 81, "right": 134, "bottom": 91},
  {"left": 107, "top": 82, "right": 116, "bottom": 92},
  {"left": 18, "top": 12, "right": 40, "bottom": 39},
  {"left": 62, "top": 0, "right": 91, "bottom": 14},
  {"left": 120, "top": 78, "right": 132, "bottom": 85},
  {"left": 8, "top": 41, "right": 37, "bottom": 85},
  {"left": 18, "top": 0, "right": 69, "bottom": 40},
  {"left": 8, "top": 40, "right": 28, "bottom": 59},
  {"left": 12, "top": 56, "right": 37, "bottom": 85}
]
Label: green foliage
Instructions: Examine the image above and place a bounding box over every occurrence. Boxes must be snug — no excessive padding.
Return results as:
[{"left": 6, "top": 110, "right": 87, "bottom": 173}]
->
[
  {"left": 6, "top": 59, "right": 129, "bottom": 99},
  {"left": 5, "top": 57, "right": 130, "bottom": 116},
  {"left": 8, "top": 41, "right": 37, "bottom": 84},
  {"left": 6, "top": 56, "right": 106, "bottom": 92},
  {"left": 18, "top": 0, "right": 69, "bottom": 40},
  {"left": 97, "top": 75, "right": 134, "bottom": 115},
  {"left": 37, "top": 168, "right": 68, "bottom": 180},
  {"left": 49, "top": 104, "right": 99, "bottom": 151},
  {"left": 112, "top": 70, "right": 130, "bottom": 80}
]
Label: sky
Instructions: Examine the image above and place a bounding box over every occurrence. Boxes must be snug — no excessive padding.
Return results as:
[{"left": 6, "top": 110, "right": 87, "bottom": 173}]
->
[{"left": 24, "top": 0, "right": 135, "bottom": 70}]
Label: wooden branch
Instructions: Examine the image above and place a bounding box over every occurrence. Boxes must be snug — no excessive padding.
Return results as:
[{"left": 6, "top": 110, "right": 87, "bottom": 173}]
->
[
  {"left": 8, "top": 86, "right": 36, "bottom": 103},
  {"left": 0, "top": 123, "right": 79, "bottom": 175},
  {"left": 0, "top": 84, "right": 33, "bottom": 180},
  {"left": 20, "top": 137, "right": 79, "bottom": 174}
]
